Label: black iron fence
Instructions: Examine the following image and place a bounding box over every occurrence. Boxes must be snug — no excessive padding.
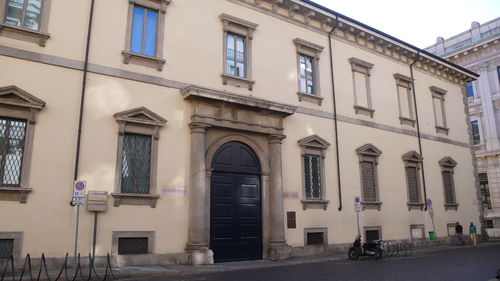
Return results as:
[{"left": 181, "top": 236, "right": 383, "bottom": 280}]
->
[{"left": 1, "top": 253, "right": 115, "bottom": 281}]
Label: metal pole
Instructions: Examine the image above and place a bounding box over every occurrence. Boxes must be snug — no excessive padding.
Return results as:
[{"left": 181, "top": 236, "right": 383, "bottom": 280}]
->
[
  {"left": 92, "top": 212, "right": 98, "bottom": 261},
  {"left": 356, "top": 211, "right": 360, "bottom": 237},
  {"left": 74, "top": 205, "right": 80, "bottom": 260}
]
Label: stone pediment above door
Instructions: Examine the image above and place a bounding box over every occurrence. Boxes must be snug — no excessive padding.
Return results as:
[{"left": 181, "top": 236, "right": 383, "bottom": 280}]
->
[{"left": 181, "top": 86, "right": 296, "bottom": 135}]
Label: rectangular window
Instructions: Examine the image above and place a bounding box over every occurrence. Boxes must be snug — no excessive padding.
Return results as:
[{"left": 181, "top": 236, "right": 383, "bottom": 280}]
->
[
  {"left": 479, "top": 173, "right": 492, "bottom": 209},
  {"left": 0, "top": 239, "right": 14, "bottom": 258},
  {"left": 485, "top": 220, "right": 493, "bottom": 229},
  {"left": 130, "top": 6, "right": 158, "bottom": 57},
  {"left": 0, "top": 117, "right": 27, "bottom": 187},
  {"left": 361, "top": 161, "right": 377, "bottom": 202},
  {"left": 306, "top": 232, "right": 324, "bottom": 245},
  {"left": 442, "top": 171, "right": 455, "bottom": 204},
  {"left": 349, "top": 58, "right": 374, "bottom": 117},
  {"left": 406, "top": 167, "right": 420, "bottom": 203},
  {"left": 354, "top": 72, "right": 369, "bottom": 108},
  {"left": 471, "top": 120, "right": 480, "bottom": 144},
  {"left": 431, "top": 87, "right": 448, "bottom": 134},
  {"left": 121, "top": 133, "right": 152, "bottom": 194},
  {"left": 304, "top": 154, "right": 321, "bottom": 200},
  {"left": 299, "top": 54, "right": 314, "bottom": 94},
  {"left": 4, "top": 0, "right": 42, "bottom": 30},
  {"left": 286, "top": 211, "right": 296, "bottom": 229},
  {"left": 433, "top": 96, "right": 444, "bottom": 126},
  {"left": 398, "top": 85, "right": 412, "bottom": 118},
  {"left": 118, "top": 237, "right": 148, "bottom": 255},
  {"left": 466, "top": 81, "right": 474, "bottom": 97},
  {"left": 364, "top": 226, "right": 382, "bottom": 242},
  {"left": 226, "top": 32, "right": 245, "bottom": 78}
]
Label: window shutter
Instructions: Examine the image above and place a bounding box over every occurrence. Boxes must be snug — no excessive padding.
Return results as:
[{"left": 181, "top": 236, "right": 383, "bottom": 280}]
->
[
  {"left": 361, "top": 161, "right": 376, "bottom": 202},
  {"left": 406, "top": 167, "right": 420, "bottom": 203},
  {"left": 442, "top": 171, "right": 454, "bottom": 204}
]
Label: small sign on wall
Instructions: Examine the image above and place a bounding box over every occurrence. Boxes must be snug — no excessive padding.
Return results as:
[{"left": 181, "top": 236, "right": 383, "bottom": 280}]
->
[
  {"left": 87, "top": 191, "right": 108, "bottom": 212},
  {"left": 162, "top": 186, "right": 187, "bottom": 196}
]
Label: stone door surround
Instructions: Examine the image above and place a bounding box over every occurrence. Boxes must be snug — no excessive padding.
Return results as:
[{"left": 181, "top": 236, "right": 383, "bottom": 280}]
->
[{"left": 181, "top": 86, "right": 296, "bottom": 264}]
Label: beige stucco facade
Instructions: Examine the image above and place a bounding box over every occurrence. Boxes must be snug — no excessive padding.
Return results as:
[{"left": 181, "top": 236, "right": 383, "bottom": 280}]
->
[{"left": 0, "top": 0, "right": 481, "bottom": 265}]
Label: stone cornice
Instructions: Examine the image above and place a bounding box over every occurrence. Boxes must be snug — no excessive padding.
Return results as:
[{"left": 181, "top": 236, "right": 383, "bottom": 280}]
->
[
  {"left": 228, "top": 0, "right": 478, "bottom": 84},
  {"left": 181, "top": 85, "right": 297, "bottom": 116}
]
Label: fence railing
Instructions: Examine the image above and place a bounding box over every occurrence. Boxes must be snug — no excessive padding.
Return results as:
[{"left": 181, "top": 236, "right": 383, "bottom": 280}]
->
[
  {"left": 380, "top": 240, "right": 413, "bottom": 257},
  {"left": 1, "top": 253, "right": 115, "bottom": 281}
]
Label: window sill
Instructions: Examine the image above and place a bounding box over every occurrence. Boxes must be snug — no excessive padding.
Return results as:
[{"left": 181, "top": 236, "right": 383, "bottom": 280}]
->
[
  {"left": 435, "top": 126, "right": 450, "bottom": 135},
  {"left": 361, "top": 201, "right": 382, "bottom": 210},
  {"left": 121, "top": 50, "right": 166, "bottom": 71},
  {"left": 0, "top": 187, "right": 32, "bottom": 203},
  {"left": 221, "top": 73, "right": 255, "bottom": 90},
  {"left": 0, "top": 23, "right": 50, "bottom": 46},
  {"left": 407, "top": 202, "right": 424, "bottom": 211},
  {"left": 353, "top": 105, "right": 375, "bottom": 118},
  {"left": 297, "top": 91, "right": 323, "bottom": 106},
  {"left": 444, "top": 203, "right": 459, "bottom": 211},
  {"left": 399, "top": 117, "right": 416, "bottom": 127},
  {"left": 301, "top": 199, "right": 329, "bottom": 210},
  {"left": 111, "top": 192, "right": 159, "bottom": 208}
]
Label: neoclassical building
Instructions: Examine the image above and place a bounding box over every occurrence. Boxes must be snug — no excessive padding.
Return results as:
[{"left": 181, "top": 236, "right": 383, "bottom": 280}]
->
[
  {"left": 426, "top": 17, "right": 500, "bottom": 238},
  {"left": 0, "top": 0, "right": 481, "bottom": 265}
]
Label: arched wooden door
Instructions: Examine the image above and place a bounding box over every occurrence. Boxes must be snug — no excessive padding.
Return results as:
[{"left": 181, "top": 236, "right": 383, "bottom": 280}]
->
[{"left": 210, "top": 141, "right": 262, "bottom": 262}]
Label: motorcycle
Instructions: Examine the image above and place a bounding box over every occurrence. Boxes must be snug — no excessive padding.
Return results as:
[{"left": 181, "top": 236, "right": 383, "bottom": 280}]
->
[{"left": 348, "top": 236, "right": 383, "bottom": 260}]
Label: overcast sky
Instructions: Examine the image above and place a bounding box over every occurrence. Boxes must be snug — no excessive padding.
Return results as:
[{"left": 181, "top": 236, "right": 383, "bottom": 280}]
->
[{"left": 312, "top": 0, "right": 499, "bottom": 48}]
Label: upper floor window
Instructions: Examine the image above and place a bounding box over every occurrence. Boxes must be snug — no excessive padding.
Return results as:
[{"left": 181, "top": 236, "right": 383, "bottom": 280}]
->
[
  {"left": 0, "top": 0, "right": 51, "bottom": 46},
  {"left": 356, "top": 144, "right": 382, "bottom": 210},
  {"left": 294, "top": 38, "right": 323, "bottom": 105},
  {"left": 298, "top": 134, "right": 330, "bottom": 210},
  {"left": 112, "top": 107, "right": 167, "bottom": 208},
  {"left": 439, "top": 157, "right": 458, "bottom": 210},
  {"left": 479, "top": 173, "right": 492, "bottom": 210},
  {"left": 430, "top": 86, "right": 449, "bottom": 135},
  {"left": 471, "top": 120, "right": 480, "bottom": 144},
  {"left": 466, "top": 81, "right": 474, "bottom": 97},
  {"left": 122, "top": 0, "right": 169, "bottom": 71},
  {"left": 394, "top": 74, "right": 415, "bottom": 127},
  {"left": 349, "top": 57, "right": 374, "bottom": 118},
  {"left": 5, "top": 0, "right": 41, "bottom": 30},
  {"left": 220, "top": 13, "right": 257, "bottom": 90},
  {"left": 0, "top": 85, "right": 45, "bottom": 204},
  {"left": 402, "top": 151, "right": 424, "bottom": 210},
  {"left": 226, "top": 32, "right": 245, "bottom": 78},
  {"left": 130, "top": 6, "right": 158, "bottom": 57}
]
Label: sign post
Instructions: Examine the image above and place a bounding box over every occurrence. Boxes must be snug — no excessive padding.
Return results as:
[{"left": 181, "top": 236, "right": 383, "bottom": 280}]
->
[
  {"left": 72, "top": 181, "right": 86, "bottom": 260},
  {"left": 427, "top": 198, "right": 436, "bottom": 239},
  {"left": 354, "top": 196, "right": 361, "bottom": 237},
  {"left": 87, "top": 191, "right": 108, "bottom": 260}
]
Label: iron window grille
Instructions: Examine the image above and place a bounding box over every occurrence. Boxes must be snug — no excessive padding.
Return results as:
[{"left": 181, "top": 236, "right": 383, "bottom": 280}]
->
[
  {"left": 304, "top": 154, "right": 321, "bottom": 200},
  {"left": 361, "top": 161, "right": 377, "bottom": 202},
  {"left": 0, "top": 117, "right": 27, "bottom": 187},
  {"left": 306, "top": 232, "right": 324, "bottom": 245},
  {"left": 406, "top": 166, "right": 420, "bottom": 203},
  {"left": 442, "top": 171, "right": 455, "bottom": 204},
  {"left": 121, "top": 133, "right": 152, "bottom": 194},
  {"left": 118, "top": 237, "right": 148, "bottom": 255}
]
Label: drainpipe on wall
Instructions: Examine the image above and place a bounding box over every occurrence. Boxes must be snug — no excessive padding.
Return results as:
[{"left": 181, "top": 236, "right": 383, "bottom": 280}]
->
[
  {"left": 409, "top": 51, "right": 428, "bottom": 211},
  {"left": 72, "top": 0, "right": 96, "bottom": 259},
  {"left": 327, "top": 16, "right": 342, "bottom": 211}
]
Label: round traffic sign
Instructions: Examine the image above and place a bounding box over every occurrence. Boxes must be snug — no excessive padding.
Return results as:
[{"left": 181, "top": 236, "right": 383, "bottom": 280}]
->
[
  {"left": 426, "top": 198, "right": 432, "bottom": 207},
  {"left": 355, "top": 196, "right": 360, "bottom": 203},
  {"left": 75, "top": 181, "right": 85, "bottom": 191}
]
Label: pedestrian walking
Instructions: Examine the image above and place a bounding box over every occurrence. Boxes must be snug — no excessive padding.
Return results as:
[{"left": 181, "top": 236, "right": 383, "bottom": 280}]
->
[
  {"left": 469, "top": 222, "right": 477, "bottom": 245},
  {"left": 455, "top": 222, "right": 465, "bottom": 245}
]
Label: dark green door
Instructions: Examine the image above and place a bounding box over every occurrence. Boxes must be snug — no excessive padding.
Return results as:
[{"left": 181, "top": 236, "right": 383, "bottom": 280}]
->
[{"left": 210, "top": 141, "right": 262, "bottom": 262}]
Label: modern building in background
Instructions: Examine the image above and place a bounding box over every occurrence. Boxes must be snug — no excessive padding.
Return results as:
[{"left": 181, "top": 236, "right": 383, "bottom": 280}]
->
[
  {"left": 426, "top": 18, "right": 500, "bottom": 237},
  {"left": 0, "top": 0, "right": 480, "bottom": 266}
]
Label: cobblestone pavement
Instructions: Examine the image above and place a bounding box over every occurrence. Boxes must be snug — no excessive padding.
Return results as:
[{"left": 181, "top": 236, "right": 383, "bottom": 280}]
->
[{"left": 120, "top": 244, "right": 500, "bottom": 281}]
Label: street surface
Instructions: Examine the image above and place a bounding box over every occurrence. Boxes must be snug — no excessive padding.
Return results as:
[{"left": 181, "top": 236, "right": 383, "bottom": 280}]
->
[{"left": 121, "top": 244, "right": 500, "bottom": 281}]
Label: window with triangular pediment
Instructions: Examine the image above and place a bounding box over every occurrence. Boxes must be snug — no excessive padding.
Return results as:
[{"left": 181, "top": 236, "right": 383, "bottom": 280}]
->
[{"left": 356, "top": 144, "right": 382, "bottom": 210}]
